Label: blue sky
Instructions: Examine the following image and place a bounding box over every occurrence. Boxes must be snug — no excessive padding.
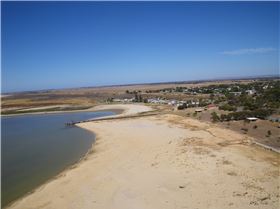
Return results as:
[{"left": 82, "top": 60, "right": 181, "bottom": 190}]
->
[{"left": 2, "top": 1, "right": 279, "bottom": 92}]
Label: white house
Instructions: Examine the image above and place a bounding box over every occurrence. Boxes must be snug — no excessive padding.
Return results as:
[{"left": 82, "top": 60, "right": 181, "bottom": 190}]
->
[
  {"left": 245, "top": 90, "right": 256, "bottom": 95},
  {"left": 246, "top": 117, "right": 258, "bottom": 122},
  {"left": 195, "top": 108, "right": 204, "bottom": 113}
]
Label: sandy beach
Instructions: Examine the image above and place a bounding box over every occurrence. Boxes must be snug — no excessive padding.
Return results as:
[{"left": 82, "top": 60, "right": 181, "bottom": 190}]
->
[{"left": 7, "top": 104, "right": 279, "bottom": 209}]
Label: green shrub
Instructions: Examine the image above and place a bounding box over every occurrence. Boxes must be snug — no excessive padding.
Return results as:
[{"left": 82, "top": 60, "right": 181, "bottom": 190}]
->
[
  {"left": 220, "top": 109, "right": 273, "bottom": 121},
  {"left": 219, "top": 104, "right": 237, "bottom": 112},
  {"left": 211, "top": 112, "right": 220, "bottom": 122}
]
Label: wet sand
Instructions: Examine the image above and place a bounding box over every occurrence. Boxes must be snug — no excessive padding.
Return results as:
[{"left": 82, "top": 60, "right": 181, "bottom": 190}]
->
[{"left": 7, "top": 104, "right": 279, "bottom": 209}]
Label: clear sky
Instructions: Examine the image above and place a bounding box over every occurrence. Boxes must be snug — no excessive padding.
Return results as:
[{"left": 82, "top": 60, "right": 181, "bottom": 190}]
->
[{"left": 2, "top": 1, "right": 279, "bottom": 92}]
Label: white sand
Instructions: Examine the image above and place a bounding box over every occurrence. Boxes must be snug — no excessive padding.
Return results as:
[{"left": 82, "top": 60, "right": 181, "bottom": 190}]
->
[
  {"left": 7, "top": 105, "right": 279, "bottom": 209},
  {"left": 91, "top": 104, "right": 153, "bottom": 116}
]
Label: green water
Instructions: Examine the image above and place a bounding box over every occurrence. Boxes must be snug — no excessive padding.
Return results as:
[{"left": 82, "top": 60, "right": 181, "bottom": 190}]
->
[{"left": 1, "top": 111, "right": 115, "bottom": 207}]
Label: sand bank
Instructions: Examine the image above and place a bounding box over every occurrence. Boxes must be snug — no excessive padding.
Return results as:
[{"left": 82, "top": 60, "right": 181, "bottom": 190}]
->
[
  {"left": 7, "top": 105, "right": 279, "bottom": 209},
  {"left": 90, "top": 104, "right": 153, "bottom": 116},
  {"left": 2, "top": 103, "right": 152, "bottom": 117}
]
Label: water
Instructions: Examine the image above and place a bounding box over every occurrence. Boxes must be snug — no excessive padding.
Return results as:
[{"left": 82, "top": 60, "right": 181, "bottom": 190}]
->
[{"left": 1, "top": 111, "right": 115, "bottom": 207}]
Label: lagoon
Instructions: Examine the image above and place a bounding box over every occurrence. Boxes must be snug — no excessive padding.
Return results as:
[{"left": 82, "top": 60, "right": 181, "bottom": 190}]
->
[{"left": 1, "top": 111, "right": 115, "bottom": 207}]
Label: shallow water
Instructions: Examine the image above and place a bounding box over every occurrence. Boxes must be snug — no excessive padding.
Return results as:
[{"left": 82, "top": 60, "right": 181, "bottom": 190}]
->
[{"left": 1, "top": 111, "right": 115, "bottom": 207}]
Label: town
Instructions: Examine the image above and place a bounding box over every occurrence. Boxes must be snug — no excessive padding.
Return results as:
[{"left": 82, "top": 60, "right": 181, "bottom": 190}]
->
[
  {"left": 105, "top": 79, "right": 280, "bottom": 151},
  {"left": 108, "top": 79, "right": 279, "bottom": 121}
]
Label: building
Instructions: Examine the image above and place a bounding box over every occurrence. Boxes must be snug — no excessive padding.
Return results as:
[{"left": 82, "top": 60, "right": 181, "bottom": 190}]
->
[
  {"left": 246, "top": 117, "right": 258, "bottom": 122},
  {"left": 195, "top": 108, "right": 204, "bottom": 113},
  {"left": 112, "top": 98, "right": 122, "bottom": 102},
  {"left": 168, "top": 100, "right": 177, "bottom": 106},
  {"left": 245, "top": 90, "right": 256, "bottom": 95},
  {"left": 207, "top": 104, "right": 216, "bottom": 109},
  {"left": 148, "top": 98, "right": 169, "bottom": 104}
]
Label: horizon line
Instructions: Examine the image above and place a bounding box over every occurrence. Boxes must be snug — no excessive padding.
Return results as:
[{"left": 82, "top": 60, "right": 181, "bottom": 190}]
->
[{"left": 2, "top": 74, "right": 279, "bottom": 95}]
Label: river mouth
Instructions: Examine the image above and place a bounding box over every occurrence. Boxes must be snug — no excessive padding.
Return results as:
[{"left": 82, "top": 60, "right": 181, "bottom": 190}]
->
[{"left": 1, "top": 110, "right": 116, "bottom": 207}]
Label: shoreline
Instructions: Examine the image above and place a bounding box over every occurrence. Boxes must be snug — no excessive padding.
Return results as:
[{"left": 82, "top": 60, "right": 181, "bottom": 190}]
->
[
  {"left": 1, "top": 102, "right": 156, "bottom": 117},
  {"left": 6, "top": 104, "right": 280, "bottom": 209},
  {"left": 4, "top": 104, "right": 152, "bottom": 208},
  {"left": 3, "top": 107, "right": 125, "bottom": 208},
  {"left": 1, "top": 107, "right": 125, "bottom": 118}
]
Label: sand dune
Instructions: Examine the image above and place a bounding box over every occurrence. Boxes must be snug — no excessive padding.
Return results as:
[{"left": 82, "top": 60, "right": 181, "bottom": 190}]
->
[{"left": 7, "top": 105, "right": 279, "bottom": 209}]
